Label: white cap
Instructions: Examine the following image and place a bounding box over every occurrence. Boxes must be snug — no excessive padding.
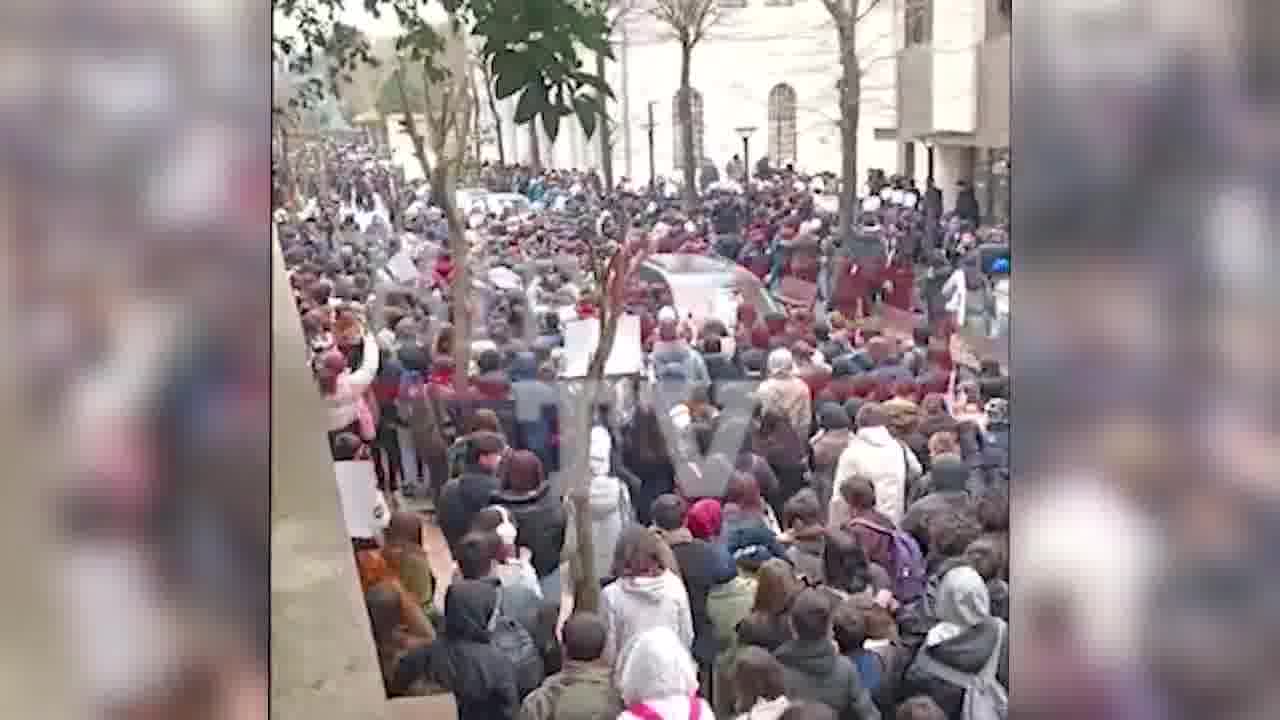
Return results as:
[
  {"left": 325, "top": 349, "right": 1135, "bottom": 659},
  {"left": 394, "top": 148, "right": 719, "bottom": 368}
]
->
[{"left": 658, "top": 305, "right": 678, "bottom": 323}]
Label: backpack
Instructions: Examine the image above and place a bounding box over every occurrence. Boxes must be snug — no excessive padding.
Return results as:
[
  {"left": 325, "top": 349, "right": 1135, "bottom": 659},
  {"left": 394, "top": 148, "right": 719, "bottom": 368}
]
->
[
  {"left": 912, "top": 619, "right": 1007, "bottom": 720},
  {"left": 848, "top": 519, "right": 927, "bottom": 602},
  {"left": 488, "top": 588, "right": 545, "bottom": 699}
]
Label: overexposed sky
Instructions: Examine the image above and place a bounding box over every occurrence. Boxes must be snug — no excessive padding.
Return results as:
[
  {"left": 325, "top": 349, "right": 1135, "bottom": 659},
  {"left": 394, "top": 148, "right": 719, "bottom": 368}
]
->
[{"left": 275, "top": 1, "right": 449, "bottom": 40}]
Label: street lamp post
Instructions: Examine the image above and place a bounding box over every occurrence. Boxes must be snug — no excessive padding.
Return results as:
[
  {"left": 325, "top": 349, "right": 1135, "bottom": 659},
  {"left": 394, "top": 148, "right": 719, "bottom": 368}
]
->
[
  {"left": 644, "top": 101, "right": 657, "bottom": 192},
  {"left": 734, "top": 125, "right": 757, "bottom": 183}
]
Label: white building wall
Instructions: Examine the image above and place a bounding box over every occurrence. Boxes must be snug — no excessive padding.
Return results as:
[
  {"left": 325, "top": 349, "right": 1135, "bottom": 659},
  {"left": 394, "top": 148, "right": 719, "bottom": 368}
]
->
[
  {"left": 468, "top": 0, "right": 900, "bottom": 181},
  {"left": 930, "top": 0, "right": 981, "bottom": 134}
]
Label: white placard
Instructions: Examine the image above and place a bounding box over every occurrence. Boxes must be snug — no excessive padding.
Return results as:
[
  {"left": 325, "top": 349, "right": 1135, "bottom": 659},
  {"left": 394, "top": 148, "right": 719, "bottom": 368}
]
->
[
  {"left": 560, "top": 314, "right": 644, "bottom": 378},
  {"left": 334, "top": 460, "right": 389, "bottom": 539},
  {"left": 384, "top": 248, "right": 419, "bottom": 285}
]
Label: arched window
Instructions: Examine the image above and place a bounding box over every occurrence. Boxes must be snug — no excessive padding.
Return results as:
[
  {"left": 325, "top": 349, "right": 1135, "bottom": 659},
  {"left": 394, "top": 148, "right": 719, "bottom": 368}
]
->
[
  {"left": 672, "top": 87, "right": 705, "bottom": 171},
  {"left": 767, "top": 83, "right": 798, "bottom": 167}
]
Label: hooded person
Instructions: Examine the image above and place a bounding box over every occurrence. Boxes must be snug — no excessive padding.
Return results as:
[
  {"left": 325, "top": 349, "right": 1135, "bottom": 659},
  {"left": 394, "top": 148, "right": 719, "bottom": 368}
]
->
[
  {"left": 564, "top": 426, "right": 636, "bottom": 590},
  {"left": 830, "top": 403, "right": 921, "bottom": 527},
  {"left": 391, "top": 580, "right": 520, "bottom": 719},
  {"left": 756, "top": 349, "right": 813, "bottom": 440},
  {"left": 616, "top": 627, "right": 716, "bottom": 720},
  {"left": 900, "top": 566, "right": 1007, "bottom": 719},
  {"left": 600, "top": 526, "right": 695, "bottom": 668}
]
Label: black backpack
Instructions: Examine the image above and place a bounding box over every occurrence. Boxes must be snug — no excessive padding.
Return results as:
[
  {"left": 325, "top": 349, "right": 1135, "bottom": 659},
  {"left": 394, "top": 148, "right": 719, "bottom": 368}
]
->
[{"left": 488, "top": 588, "right": 545, "bottom": 699}]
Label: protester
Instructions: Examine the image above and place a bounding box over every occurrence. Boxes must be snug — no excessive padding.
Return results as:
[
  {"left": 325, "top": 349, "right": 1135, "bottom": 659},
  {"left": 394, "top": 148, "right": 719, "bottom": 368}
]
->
[
  {"left": 518, "top": 613, "right": 623, "bottom": 720},
  {"left": 437, "top": 431, "right": 506, "bottom": 555},
  {"left": 615, "top": 627, "right": 715, "bottom": 720},
  {"left": 652, "top": 494, "right": 737, "bottom": 677},
  {"left": 600, "top": 526, "right": 695, "bottom": 666},
  {"left": 831, "top": 403, "right": 922, "bottom": 527},
  {"left": 731, "top": 647, "right": 792, "bottom": 720},
  {"left": 495, "top": 449, "right": 567, "bottom": 605},
  {"left": 773, "top": 588, "right": 882, "bottom": 720},
  {"left": 899, "top": 566, "right": 1008, "bottom": 719},
  {"left": 279, "top": 144, "right": 1014, "bottom": 720}
]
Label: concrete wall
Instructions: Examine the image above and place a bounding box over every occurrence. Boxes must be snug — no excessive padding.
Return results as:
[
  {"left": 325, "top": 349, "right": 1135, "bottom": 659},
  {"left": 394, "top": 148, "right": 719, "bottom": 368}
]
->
[{"left": 271, "top": 231, "right": 391, "bottom": 720}]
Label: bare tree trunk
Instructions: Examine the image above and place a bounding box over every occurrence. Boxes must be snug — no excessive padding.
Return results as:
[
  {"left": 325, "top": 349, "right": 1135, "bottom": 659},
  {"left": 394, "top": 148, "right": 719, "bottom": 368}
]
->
[
  {"left": 837, "top": 31, "right": 860, "bottom": 239},
  {"left": 276, "top": 119, "right": 297, "bottom": 208},
  {"left": 398, "top": 60, "right": 472, "bottom": 385},
  {"left": 481, "top": 64, "right": 506, "bottom": 165},
  {"left": 596, "top": 48, "right": 615, "bottom": 190},
  {"left": 678, "top": 40, "right": 697, "bottom": 212},
  {"left": 528, "top": 124, "right": 543, "bottom": 172}
]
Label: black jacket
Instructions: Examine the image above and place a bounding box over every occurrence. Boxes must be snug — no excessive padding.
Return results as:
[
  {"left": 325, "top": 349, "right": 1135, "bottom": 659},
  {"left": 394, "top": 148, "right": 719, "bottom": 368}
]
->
[
  {"left": 900, "top": 620, "right": 1008, "bottom": 720},
  {"left": 775, "top": 637, "right": 882, "bottom": 720},
  {"left": 393, "top": 580, "right": 518, "bottom": 720},
  {"left": 494, "top": 483, "right": 567, "bottom": 579},
  {"left": 438, "top": 468, "right": 501, "bottom": 552},
  {"left": 665, "top": 531, "right": 737, "bottom": 665}
]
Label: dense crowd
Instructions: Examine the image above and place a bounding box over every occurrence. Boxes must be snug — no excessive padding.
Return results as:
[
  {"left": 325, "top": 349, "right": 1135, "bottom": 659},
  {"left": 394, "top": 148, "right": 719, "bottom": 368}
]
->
[{"left": 275, "top": 137, "right": 1011, "bottom": 720}]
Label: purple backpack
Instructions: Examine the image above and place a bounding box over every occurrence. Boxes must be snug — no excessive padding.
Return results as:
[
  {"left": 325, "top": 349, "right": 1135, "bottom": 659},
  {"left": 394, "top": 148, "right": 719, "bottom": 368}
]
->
[{"left": 850, "top": 518, "right": 927, "bottom": 602}]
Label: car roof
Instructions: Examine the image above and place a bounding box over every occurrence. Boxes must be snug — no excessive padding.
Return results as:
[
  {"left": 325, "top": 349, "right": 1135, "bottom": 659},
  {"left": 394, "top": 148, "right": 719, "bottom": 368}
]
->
[{"left": 642, "top": 253, "right": 739, "bottom": 275}]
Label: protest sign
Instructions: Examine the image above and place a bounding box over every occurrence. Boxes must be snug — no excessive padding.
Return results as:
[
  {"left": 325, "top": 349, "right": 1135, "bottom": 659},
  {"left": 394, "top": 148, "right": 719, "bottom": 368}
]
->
[
  {"left": 334, "top": 460, "right": 389, "bottom": 539},
  {"left": 561, "top": 314, "right": 644, "bottom": 377}
]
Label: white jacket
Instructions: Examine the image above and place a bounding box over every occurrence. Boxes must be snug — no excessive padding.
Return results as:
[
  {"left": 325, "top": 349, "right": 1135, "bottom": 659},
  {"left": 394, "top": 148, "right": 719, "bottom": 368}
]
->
[
  {"left": 942, "top": 268, "right": 967, "bottom": 326},
  {"left": 325, "top": 333, "right": 380, "bottom": 432},
  {"left": 830, "top": 426, "right": 921, "bottom": 526},
  {"left": 601, "top": 572, "right": 694, "bottom": 669}
]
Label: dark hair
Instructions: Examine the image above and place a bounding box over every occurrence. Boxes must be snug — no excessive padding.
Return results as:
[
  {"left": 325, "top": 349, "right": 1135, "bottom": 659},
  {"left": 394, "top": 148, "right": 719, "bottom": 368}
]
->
[
  {"left": 895, "top": 696, "right": 947, "bottom": 720},
  {"left": 456, "top": 531, "right": 500, "bottom": 579},
  {"left": 928, "top": 510, "right": 984, "bottom": 559},
  {"left": 976, "top": 489, "right": 1010, "bottom": 533},
  {"left": 702, "top": 336, "right": 723, "bottom": 354},
  {"left": 780, "top": 702, "right": 837, "bottom": 720},
  {"left": 562, "top": 613, "right": 608, "bottom": 662},
  {"left": 477, "top": 348, "right": 502, "bottom": 374},
  {"left": 627, "top": 406, "right": 672, "bottom": 464},
  {"left": 500, "top": 449, "right": 545, "bottom": 493},
  {"left": 732, "top": 646, "right": 787, "bottom": 710},
  {"left": 331, "top": 432, "right": 364, "bottom": 461},
  {"left": 471, "top": 507, "right": 503, "bottom": 534},
  {"left": 467, "top": 431, "right": 507, "bottom": 465},
  {"left": 651, "top": 494, "right": 688, "bottom": 531},
  {"left": 832, "top": 599, "right": 868, "bottom": 654},
  {"left": 913, "top": 326, "right": 932, "bottom": 347},
  {"left": 823, "top": 529, "right": 871, "bottom": 595},
  {"left": 789, "top": 588, "right": 835, "bottom": 642}
]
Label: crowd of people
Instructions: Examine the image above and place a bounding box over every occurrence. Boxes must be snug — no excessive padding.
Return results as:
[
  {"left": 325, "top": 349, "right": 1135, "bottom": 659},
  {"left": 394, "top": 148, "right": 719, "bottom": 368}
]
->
[{"left": 275, "top": 136, "right": 1011, "bottom": 720}]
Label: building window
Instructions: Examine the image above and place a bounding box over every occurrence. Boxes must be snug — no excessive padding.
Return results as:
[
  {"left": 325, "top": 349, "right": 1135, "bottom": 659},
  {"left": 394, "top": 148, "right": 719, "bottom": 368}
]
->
[
  {"left": 718, "top": 0, "right": 747, "bottom": 8},
  {"left": 672, "top": 87, "right": 705, "bottom": 171},
  {"left": 764, "top": 0, "right": 794, "bottom": 6},
  {"left": 767, "top": 83, "right": 798, "bottom": 167},
  {"left": 987, "top": 0, "right": 1011, "bottom": 37},
  {"left": 905, "top": 0, "right": 931, "bottom": 46}
]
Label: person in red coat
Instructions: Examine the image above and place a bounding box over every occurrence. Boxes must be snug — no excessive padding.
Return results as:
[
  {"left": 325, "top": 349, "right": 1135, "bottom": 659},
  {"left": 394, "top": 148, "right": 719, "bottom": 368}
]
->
[{"left": 880, "top": 257, "right": 916, "bottom": 312}]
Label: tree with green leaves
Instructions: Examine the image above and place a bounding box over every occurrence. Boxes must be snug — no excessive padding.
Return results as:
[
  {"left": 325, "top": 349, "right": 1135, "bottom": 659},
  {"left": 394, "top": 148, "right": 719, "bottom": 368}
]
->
[
  {"left": 273, "top": 0, "right": 613, "bottom": 146},
  {"left": 649, "top": 0, "right": 719, "bottom": 212}
]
